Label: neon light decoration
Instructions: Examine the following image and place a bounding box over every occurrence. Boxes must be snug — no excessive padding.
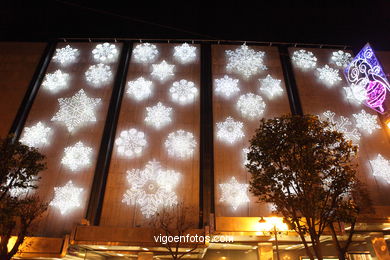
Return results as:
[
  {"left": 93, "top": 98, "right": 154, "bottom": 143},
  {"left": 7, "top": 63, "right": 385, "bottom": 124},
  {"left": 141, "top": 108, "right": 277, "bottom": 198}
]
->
[
  {"left": 122, "top": 160, "right": 180, "bottom": 218},
  {"left": 20, "top": 122, "right": 51, "bottom": 148},
  {"left": 53, "top": 45, "right": 78, "bottom": 65},
  {"left": 92, "top": 42, "right": 118, "bottom": 62},
  {"left": 215, "top": 75, "right": 240, "bottom": 98},
  {"left": 165, "top": 130, "right": 197, "bottom": 159},
  {"left": 343, "top": 81, "right": 368, "bottom": 104},
  {"left": 216, "top": 116, "right": 245, "bottom": 144},
  {"left": 173, "top": 43, "right": 197, "bottom": 63},
  {"left": 236, "top": 93, "right": 266, "bottom": 119},
  {"left": 133, "top": 43, "right": 159, "bottom": 63},
  {"left": 61, "top": 141, "right": 92, "bottom": 171},
  {"left": 344, "top": 43, "right": 390, "bottom": 114},
  {"left": 352, "top": 109, "right": 381, "bottom": 134},
  {"left": 370, "top": 154, "right": 390, "bottom": 184},
  {"left": 219, "top": 177, "right": 250, "bottom": 210},
  {"left": 151, "top": 60, "right": 174, "bottom": 81},
  {"left": 126, "top": 77, "right": 153, "bottom": 101},
  {"left": 169, "top": 79, "right": 198, "bottom": 105},
  {"left": 115, "top": 129, "right": 147, "bottom": 158},
  {"left": 50, "top": 181, "right": 83, "bottom": 215},
  {"left": 42, "top": 70, "right": 69, "bottom": 92},
  {"left": 320, "top": 110, "right": 361, "bottom": 143}
]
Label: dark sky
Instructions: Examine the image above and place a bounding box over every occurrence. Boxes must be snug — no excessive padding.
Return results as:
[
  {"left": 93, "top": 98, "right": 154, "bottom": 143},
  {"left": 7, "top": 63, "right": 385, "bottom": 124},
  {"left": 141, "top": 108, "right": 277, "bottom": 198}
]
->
[{"left": 2, "top": 0, "right": 390, "bottom": 51}]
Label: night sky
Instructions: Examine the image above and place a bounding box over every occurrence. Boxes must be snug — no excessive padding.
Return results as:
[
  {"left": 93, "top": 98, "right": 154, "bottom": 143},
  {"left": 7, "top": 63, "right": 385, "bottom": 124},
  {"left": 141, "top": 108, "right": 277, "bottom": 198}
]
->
[{"left": 2, "top": 0, "right": 390, "bottom": 51}]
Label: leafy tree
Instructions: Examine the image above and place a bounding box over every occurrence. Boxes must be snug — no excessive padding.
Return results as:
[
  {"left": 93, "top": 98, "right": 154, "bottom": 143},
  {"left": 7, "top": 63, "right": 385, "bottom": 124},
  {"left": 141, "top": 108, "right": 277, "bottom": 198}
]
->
[
  {"left": 246, "top": 115, "right": 369, "bottom": 260},
  {"left": 0, "top": 135, "right": 48, "bottom": 260}
]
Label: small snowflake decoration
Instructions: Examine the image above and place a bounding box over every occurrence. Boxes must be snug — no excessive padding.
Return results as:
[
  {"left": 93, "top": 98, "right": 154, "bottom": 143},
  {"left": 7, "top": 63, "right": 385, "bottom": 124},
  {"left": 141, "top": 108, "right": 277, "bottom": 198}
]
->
[
  {"left": 53, "top": 45, "right": 78, "bottom": 65},
  {"left": 331, "top": 50, "right": 352, "bottom": 68},
  {"left": 133, "top": 43, "right": 159, "bottom": 63},
  {"left": 173, "top": 43, "right": 197, "bottom": 63},
  {"left": 219, "top": 177, "right": 250, "bottom": 210},
  {"left": 127, "top": 77, "right": 153, "bottom": 101},
  {"left": 259, "top": 74, "right": 283, "bottom": 98},
  {"left": 50, "top": 181, "right": 83, "bottom": 215},
  {"left": 151, "top": 60, "right": 175, "bottom": 81},
  {"left": 321, "top": 110, "right": 361, "bottom": 143},
  {"left": 169, "top": 79, "right": 198, "bottom": 105},
  {"left": 226, "top": 44, "right": 267, "bottom": 78},
  {"left": 92, "top": 42, "right": 118, "bottom": 62},
  {"left": 370, "top": 154, "right": 390, "bottom": 184},
  {"left": 236, "top": 93, "right": 266, "bottom": 119},
  {"left": 292, "top": 49, "right": 317, "bottom": 69},
  {"left": 85, "top": 64, "right": 112, "bottom": 86},
  {"left": 52, "top": 89, "right": 101, "bottom": 132},
  {"left": 317, "top": 65, "right": 342, "bottom": 86},
  {"left": 352, "top": 109, "right": 381, "bottom": 134},
  {"left": 216, "top": 117, "right": 245, "bottom": 144},
  {"left": 343, "top": 82, "right": 368, "bottom": 104},
  {"left": 122, "top": 160, "right": 180, "bottom": 218},
  {"left": 20, "top": 122, "right": 51, "bottom": 148},
  {"left": 61, "top": 141, "right": 92, "bottom": 171},
  {"left": 165, "top": 130, "right": 197, "bottom": 159},
  {"left": 145, "top": 102, "right": 173, "bottom": 129},
  {"left": 42, "top": 70, "right": 69, "bottom": 92},
  {"left": 215, "top": 75, "right": 240, "bottom": 98},
  {"left": 115, "top": 129, "right": 147, "bottom": 158}
]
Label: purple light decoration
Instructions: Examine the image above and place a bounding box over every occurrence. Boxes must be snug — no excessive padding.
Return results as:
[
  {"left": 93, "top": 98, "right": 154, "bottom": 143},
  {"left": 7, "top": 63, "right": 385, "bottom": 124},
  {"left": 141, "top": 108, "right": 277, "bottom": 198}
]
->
[{"left": 344, "top": 43, "right": 390, "bottom": 114}]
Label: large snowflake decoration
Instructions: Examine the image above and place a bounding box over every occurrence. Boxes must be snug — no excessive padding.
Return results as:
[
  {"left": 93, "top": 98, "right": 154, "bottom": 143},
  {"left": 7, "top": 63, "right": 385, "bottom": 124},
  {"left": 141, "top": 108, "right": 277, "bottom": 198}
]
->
[
  {"left": 151, "top": 60, "right": 175, "bottom": 81},
  {"left": 259, "top": 74, "right": 283, "bottom": 98},
  {"left": 20, "top": 122, "right": 51, "bottom": 148},
  {"left": 215, "top": 75, "right": 240, "bottom": 98},
  {"left": 133, "top": 43, "right": 159, "bottom": 63},
  {"left": 115, "top": 129, "right": 147, "bottom": 158},
  {"left": 219, "top": 177, "right": 250, "bottom": 210},
  {"left": 42, "top": 70, "right": 69, "bottom": 92},
  {"left": 331, "top": 50, "right": 352, "bottom": 68},
  {"left": 317, "top": 65, "right": 342, "bottom": 86},
  {"left": 92, "top": 42, "right": 118, "bottom": 62},
  {"left": 127, "top": 77, "right": 153, "bottom": 101},
  {"left": 145, "top": 102, "right": 173, "bottom": 129},
  {"left": 169, "top": 79, "right": 198, "bottom": 105},
  {"left": 173, "top": 43, "right": 197, "bottom": 63},
  {"left": 352, "top": 109, "right": 381, "bottom": 134},
  {"left": 225, "top": 44, "right": 267, "bottom": 78},
  {"left": 50, "top": 181, "right": 83, "bottom": 215},
  {"left": 165, "top": 130, "right": 197, "bottom": 159},
  {"left": 343, "top": 81, "right": 368, "bottom": 104},
  {"left": 321, "top": 110, "right": 361, "bottom": 143},
  {"left": 291, "top": 49, "right": 317, "bottom": 69},
  {"left": 53, "top": 45, "right": 78, "bottom": 65},
  {"left": 52, "top": 89, "right": 101, "bottom": 132},
  {"left": 122, "top": 160, "right": 180, "bottom": 218},
  {"left": 61, "top": 141, "right": 92, "bottom": 171},
  {"left": 236, "top": 93, "right": 266, "bottom": 119},
  {"left": 85, "top": 64, "right": 112, "bottom": 86},
  {"left": 216, "top": 117, "right": 245, "bottom": 144},
  {"left": 370, "top": 154, "right": 390, "bottom": 184}
]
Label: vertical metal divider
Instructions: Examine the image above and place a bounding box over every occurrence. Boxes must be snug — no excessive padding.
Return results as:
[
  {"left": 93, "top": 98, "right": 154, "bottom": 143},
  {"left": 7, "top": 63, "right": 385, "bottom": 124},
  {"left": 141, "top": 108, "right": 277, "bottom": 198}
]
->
[
  {"left": 86, "top": 41, "right": 133, "bottom": 225},
  {"left": 9, "top": 41, "right": 57, "bottom": 140},
  {"left": 199, "top": 43, "right": 215, "bottom": 228}
]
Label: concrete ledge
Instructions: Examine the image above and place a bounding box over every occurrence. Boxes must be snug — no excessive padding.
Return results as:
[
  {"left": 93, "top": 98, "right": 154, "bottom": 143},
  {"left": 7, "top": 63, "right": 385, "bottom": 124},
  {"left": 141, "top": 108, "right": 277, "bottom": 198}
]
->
[{"left": 15, "top": 235, "right": 68, "bottom": 258}]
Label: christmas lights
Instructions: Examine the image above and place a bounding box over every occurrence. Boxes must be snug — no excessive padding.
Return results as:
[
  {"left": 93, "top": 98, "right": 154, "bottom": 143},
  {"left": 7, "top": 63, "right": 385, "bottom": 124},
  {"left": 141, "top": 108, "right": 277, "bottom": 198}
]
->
[
  {"left": 219, "top": 177, "right": 250, "bottom": 210},
  {"left": 20, "top": 122, "right": 51, "bottom": 148},
  {"left": 92, "top": 42, "right": 118, "bottom": 62},
  {"left": 173, "top": 43, "right": 197, "bottom": 63},
  {"left": 216, "top": 117, "right": 245, "bottom": 144},
  {"left": 61, "top": 141, "right": 92, "bottom": 171},
  {"left": 321, "top": 111, "right": 361, "bottom": 143},
  {"left": 291, "top": 49, "right": 317, "bottom": 69},
  {"left": 165, "top": 130, "right": 197, "bottom": 159},
  {"left": 352, "top": 109, "right": 381, "bottom": 134},
  {"left": 331, "top": 50, "right": 352, "bottom": 68},
  {"left": 50, "top": 181, "right": 83, "bottom": 215},
  {"left": 42, "top": 70, "right": 69, "bottom": 92},
  {"left": 370, "top": 154, "right": 390, "bottom": 184},
  {"left": 133, "top": 43, "right": 159, "bottom": 63},
  {"left": 53, "top": 45, "right": 78, "bottom": 65},
  {"left": 85, "top": 64, "right": 112, "bottom": 86},
  {"left": 214, "top": 75, "right": 240, "bottom": 98},
  {"left": 151, "top": 60, "right": 175, "bottom": 81},
  {"left": 144, "top": 102, "right": 173, "bottom": 129},
  {"left": 169, "top": 79, "right": 198, "bottom": 105},
  {"left": 115, "top": 129, "right": 147, "bottom": 158},
  {"left": 317, "top": 65, "right": 342, "bottom": 86},
  {"left": 259, "top": 74, "right": 283, "bottom": 98},
  {"left": 343, "top": 81, "right": 368, "bottom": 104},
  {"left": 126, "top": 77, "right": 153, "bottom": 101},
  {"left": 236, "top": 93, "right": 266, "bottom": 119}
]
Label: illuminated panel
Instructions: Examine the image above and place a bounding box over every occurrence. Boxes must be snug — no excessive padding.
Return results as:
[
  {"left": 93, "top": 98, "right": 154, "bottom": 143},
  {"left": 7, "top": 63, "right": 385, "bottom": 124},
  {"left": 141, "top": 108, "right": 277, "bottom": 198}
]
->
[
  {"left": 212, "top": 44, "right": 291, "bottom": 217},
  {"left": 19, "top": 42, "right": 121, "bottom": 236},
  {"left": 100, "top": 43, "right": 200, "bottom": 227}
]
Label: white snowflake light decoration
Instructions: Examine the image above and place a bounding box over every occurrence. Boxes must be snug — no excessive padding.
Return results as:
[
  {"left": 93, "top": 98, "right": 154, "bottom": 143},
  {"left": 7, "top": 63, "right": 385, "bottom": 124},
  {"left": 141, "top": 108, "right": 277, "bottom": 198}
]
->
[
  {"left": 242, "top": 148, "right": 250, "bottom": 167},
  {"left": 321, "top": 110, "right": 361, "bottom": 143},
  {"left": 52, "top": 89, "right": 101, "bottom": 132},
  {"left": 165, "top": 130, "right": 197, "bottom": 159},
  {"left": 6, "top": 175, "right": 36, "bottom": 198},
  {"left": 169, "top": 79, "right": 198, "bottom": 105},
  {"left": 225, "top": 44, "right": 267, "bottom": 78},
  {"left": 216, "top": 117, "right": 245, "bottom": 144},
  {"left": 42, "top": 70, "right": 69, "bottom": 92},
  {"left": 50, "top": 181, "right": 83, "bottom": 215},
  {"left": 92, "top": 42, "right": 118, "bottom": 62},
  {"left": 292, "top": 49, "right": 317, "bottom": 69},
  {"left": 115, "top": 129, "right": 147, "bottom": 158},
  {"left": 370, "top": 154, "right": 390, "bottom": 184},
  {"left": 343, "top": 81, "right": 368, "bottom": 104},
  {"left": 352, "top": 109, "right": 381, "bottom": 134},
  {"left": 214, "top": 75, "right": 240, "bottom": 98},
  {"left": 20, "top": 122, "right": 51, "bottom": 148},
  {"left": 122, "top": 160, "right": 180, "bottom": 218},
  {"left": 127, "top": 77, "right": 153, "bottom": 101},
  {"left": 259, "top": 74, "right": 283, "bottom": 98},
  {"left": 219, "top": 177, "right": 250, "bottom": 210},
  {"left": 145, "top": 102, "right": 172, "bottom": 129},
  {"left": 331, "top": 50, "right": 352, "bottom": 68},
  {"left": 236, "top": 93, "right": 266, "bottom": 119},
  {"left": 151, "top": 60, "right": 175, "bottom": 81},
  {"left": 53, "top": 45, "right": 78, "bottom": 65},
  {"left": 85, "top": 64, "right": 112, "bottom": 85},
  {"left": 317, "top": 65, "right": 342, "bottom": 86},
  {"left": 173, "top": 43, "right": 197, "bottom": 63},
  {"left": 133, "top": 43, "right": 159, "bottom": 63},
  {"left": 61, "top": 141, "right": 92, "bottom": 171}
]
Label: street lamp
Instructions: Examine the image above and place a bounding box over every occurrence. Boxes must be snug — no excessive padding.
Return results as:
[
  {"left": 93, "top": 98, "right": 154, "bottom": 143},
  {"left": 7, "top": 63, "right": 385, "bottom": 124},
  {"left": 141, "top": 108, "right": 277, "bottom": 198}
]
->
[{"left": 258, "top": 217, "right": 289, "bottom": 260}]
